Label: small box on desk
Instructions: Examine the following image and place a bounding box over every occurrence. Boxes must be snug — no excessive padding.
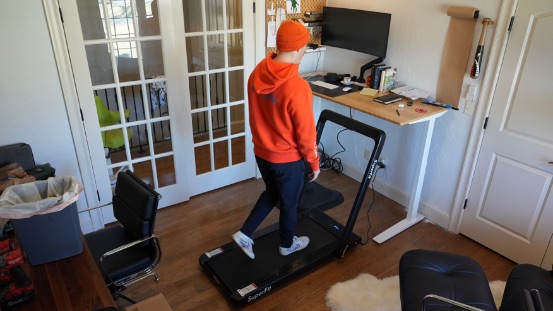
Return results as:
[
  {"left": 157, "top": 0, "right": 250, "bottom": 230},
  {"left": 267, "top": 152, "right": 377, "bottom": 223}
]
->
[{"left": 11, "top": 201, "right": 83, "bottom": 266}]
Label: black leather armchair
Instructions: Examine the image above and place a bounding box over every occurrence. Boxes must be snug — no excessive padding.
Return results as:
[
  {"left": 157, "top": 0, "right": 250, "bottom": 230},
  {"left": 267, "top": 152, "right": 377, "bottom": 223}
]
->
[
  {"left": 399, "top": 249, "right": 553, "bottom": 311},
  {"left": 84, "top": 170, "right": 162, "bottom": 303}
]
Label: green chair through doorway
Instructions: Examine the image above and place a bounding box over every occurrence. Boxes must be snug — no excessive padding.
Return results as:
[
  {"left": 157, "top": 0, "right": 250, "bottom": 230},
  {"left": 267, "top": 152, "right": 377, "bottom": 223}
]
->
[{"left": 95, "top": 96, "right": 133, "bottom": 150}]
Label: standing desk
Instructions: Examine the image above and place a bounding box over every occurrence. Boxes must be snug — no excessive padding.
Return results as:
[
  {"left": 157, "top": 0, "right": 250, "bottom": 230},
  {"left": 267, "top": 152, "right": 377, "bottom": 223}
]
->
[{"left": 312, "top": 89, "right": 447, "bottom": 243}]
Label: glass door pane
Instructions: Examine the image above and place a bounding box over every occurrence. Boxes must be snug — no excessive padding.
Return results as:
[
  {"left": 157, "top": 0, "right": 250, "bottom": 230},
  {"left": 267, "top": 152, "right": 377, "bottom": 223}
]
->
[
  {"left": 184, "top": 0, "right": 246, "bottom": 175},
  {"left": 77, "top": 0, "right": 177, "bottom": 194}
]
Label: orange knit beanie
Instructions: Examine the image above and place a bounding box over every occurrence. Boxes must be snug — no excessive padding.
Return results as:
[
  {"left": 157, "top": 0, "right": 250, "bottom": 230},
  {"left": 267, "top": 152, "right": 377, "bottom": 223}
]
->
[{"left": 276, "top": 21, "right": 310, "bottom": 52}]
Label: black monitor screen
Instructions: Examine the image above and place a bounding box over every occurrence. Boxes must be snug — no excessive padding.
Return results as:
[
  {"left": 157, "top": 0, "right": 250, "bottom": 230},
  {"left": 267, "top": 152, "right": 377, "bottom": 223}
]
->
[{"left": 321, "top": 6, "right": 391, "bottom": 58}]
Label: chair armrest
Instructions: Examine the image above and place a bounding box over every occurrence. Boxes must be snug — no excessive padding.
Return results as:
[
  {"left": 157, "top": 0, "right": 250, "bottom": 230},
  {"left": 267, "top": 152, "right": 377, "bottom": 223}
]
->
[
  {"left": 78, "top": 202, "right": 113, "bottom": 213},
  {"left": 423, "top": 294, "right": 485, "bottom": 311},
  {"left": 98, "top": 234, "right": 161, "bottom": 286},
  {"left": 100, "top": 234, "right": 158, "bottom": 259},
  {"left": 523, "top": 288, "right": 544, "bottom": 311}
]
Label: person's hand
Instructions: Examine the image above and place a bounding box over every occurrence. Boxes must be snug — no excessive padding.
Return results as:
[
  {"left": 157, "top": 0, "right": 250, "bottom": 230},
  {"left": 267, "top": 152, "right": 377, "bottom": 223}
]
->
[{"left": 308, "top": 169, "right": 320, "bottom": 182}]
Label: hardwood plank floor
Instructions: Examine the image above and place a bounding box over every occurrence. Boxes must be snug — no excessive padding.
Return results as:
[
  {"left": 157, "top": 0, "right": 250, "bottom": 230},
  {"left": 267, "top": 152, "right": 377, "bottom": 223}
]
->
[{"left": 114, "top": 170, "right": 516, "bottom": 310}]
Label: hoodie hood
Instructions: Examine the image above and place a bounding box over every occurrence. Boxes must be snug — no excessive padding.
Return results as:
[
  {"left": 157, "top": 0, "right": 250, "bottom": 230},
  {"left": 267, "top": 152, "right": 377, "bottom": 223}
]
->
[{"left": 251, "top": 52, "right": 299, "bottom": 95}]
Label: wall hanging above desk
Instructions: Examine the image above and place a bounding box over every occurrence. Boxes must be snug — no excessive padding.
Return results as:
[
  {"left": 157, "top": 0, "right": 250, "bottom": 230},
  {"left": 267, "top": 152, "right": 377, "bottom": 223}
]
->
[
  {"left": 265, "top": 0, "right": 325, "bottom": 54},
  {"left": 436, "top": 6, "right": 479, "bottom": 109}
]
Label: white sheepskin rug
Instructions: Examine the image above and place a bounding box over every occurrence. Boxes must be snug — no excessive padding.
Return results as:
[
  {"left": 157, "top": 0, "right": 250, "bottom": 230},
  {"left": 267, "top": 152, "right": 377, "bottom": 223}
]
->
[
  {"left": 326, "top": 273, "right": 506, "bottom": 311},
  {"left": 489, "top": 280, "right": 506, "bottom": 308}
]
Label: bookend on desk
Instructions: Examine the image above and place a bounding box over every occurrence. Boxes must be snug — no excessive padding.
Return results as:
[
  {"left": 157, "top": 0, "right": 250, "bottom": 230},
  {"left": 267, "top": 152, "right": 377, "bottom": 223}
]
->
[{"left": 357, "top": 57, "right": 384, "bottom": 83}]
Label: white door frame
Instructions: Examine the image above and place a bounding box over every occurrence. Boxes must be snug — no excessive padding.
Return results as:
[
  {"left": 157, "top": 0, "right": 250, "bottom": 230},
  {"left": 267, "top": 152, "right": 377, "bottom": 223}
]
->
[
  {"left": 449, "top": 0, "right": 518, "bottom": 233},
  {"left": 42, "top": 0, "right": 106, "bottom": 232}
]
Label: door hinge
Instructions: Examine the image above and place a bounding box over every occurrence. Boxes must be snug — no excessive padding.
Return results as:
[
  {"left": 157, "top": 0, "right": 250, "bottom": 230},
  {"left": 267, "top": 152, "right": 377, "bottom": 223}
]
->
[
  {"left": 59, "top": 7, "right": 64, "bottom": 23},
  {"left": 253, "top": 2, "right": 255, "bottom": 13},
  {"left": 80, "top": 108, "right": 84, "bottom": 121},
  {"left": 97, "top": 190, "right": 101, "bottom": 201},
  {"left": 463, "top": 199, "right": 468, "bottom": 210},
  {"left": 508, "top": 16, "right": 514, "bottom": 32},
  {"left": 483, "top": 117, "right": 489, "bottom": 130}
]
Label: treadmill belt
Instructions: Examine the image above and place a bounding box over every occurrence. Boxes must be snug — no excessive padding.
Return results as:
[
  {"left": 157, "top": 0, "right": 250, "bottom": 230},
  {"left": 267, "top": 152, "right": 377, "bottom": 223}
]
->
[
  {"left": 207, "top": 217, "right": 339, "bottom": 293},
  {"left": 298, "top": 181, "right": 344, "bottom": 212}
]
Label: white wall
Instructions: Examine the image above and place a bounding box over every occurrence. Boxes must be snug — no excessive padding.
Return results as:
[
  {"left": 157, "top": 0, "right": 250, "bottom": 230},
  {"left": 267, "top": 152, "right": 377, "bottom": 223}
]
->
[
  {"left": 313, "top": 0, "right": 500, "bottom": 228},
  {"left": 0, "top": 2, "right": 86, "bottom": 208}
]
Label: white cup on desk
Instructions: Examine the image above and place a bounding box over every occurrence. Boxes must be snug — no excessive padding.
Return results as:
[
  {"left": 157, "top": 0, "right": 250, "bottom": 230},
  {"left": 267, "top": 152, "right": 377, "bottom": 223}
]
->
[{"left": 343, "top": 76, "right": 351, "bottom": 85}]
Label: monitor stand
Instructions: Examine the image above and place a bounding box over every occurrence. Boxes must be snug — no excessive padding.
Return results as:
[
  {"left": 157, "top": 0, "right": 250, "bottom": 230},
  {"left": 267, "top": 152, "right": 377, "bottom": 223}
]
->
[{"left": 356, "top": 57, "right": 384, "bottom": 83}]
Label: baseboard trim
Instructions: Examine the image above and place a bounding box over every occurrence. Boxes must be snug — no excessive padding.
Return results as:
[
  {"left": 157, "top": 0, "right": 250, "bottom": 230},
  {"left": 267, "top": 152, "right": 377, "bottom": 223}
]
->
[{"left": 342, "top": 162, "right": 450, "bottom": 231}]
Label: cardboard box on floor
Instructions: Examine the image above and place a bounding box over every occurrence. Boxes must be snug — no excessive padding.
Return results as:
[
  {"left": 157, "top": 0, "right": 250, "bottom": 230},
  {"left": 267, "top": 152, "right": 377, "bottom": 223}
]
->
[{"left": 125, "top": 293, "right": 172, "bottom": 311}]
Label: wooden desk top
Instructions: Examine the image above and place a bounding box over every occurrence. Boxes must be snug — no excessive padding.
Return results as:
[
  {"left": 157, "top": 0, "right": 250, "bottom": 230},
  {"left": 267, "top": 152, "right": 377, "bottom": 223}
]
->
[
  {"left": 313, "top": 90, "right": 448, "bottom": 126},
  {"left": 14, "top": 239, "right": 115, "bottom": 311}
]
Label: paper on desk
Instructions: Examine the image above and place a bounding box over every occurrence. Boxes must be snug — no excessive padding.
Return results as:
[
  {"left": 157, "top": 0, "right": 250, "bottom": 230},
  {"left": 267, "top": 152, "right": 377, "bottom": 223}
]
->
[
  {"left": 391, "top": 85, "right": 429, "bottom": 100},
  {"left": 360, "top": 88, "right": 378, "bottom": 96}
]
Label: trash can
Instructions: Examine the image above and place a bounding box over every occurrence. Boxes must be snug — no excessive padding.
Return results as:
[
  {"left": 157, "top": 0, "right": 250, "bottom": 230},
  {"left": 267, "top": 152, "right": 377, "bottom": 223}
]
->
[{"left": 0, "top": 176, "right": 84, "bottom": 265}]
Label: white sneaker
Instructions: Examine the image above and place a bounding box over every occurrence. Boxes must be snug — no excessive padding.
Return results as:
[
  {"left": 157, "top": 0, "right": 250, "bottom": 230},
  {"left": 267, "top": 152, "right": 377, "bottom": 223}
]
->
[
  {"left": 279, "top": 236, "right": 310, "bottom": 256},
  {"left": 232, "top": 231, "right": 255, "bottom": 259}
]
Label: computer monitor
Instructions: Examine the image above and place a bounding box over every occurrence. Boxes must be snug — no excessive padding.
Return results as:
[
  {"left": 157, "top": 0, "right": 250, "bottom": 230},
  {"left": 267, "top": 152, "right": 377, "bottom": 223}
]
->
[
  {"left": 321, "top": 6, "right": 391, "bottom": 58},
  {"left": 321, "top": 6, "right": 391, "bottom": 82}
]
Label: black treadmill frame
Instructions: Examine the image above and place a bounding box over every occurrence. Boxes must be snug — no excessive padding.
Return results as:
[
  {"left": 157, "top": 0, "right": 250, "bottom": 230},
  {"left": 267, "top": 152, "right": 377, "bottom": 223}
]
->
[{"left": 199, "top": 109, "right": 386, "bottom": 306}]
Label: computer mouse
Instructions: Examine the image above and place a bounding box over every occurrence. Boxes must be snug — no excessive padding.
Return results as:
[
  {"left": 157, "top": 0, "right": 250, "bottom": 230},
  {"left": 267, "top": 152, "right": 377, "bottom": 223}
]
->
[{"left": 342, "top": 87, "right": 352, "bottom": 92}]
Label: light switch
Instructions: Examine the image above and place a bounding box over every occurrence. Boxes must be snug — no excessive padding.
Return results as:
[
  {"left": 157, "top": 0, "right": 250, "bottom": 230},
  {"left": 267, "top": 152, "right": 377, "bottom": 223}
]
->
[{"left": 466, "top": 85, "right": 478, "bottom": 101}]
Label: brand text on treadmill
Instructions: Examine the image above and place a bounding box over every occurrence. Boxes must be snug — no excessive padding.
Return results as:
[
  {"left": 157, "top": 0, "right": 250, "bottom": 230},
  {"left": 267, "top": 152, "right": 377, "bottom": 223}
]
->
[{"left": 248, "top": 286, "right": 272, "bottom": 302}]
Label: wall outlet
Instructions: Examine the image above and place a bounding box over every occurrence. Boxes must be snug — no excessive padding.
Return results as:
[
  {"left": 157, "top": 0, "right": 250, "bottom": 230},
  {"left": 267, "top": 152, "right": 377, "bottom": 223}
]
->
[{"left": 378, "top": 156, "right": 387, "bottom": 166}]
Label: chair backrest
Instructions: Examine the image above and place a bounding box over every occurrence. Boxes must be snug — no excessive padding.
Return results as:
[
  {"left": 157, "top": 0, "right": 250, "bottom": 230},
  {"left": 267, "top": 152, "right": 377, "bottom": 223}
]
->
[
  {"left": 95, "top": 96, "right": 131, "bottom": 127},
  {"left": 113, "top": 170, "right": 161, "bottom": 240}
]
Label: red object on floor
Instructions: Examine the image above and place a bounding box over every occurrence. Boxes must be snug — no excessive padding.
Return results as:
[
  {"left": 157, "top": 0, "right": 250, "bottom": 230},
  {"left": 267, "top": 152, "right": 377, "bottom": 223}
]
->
[
  {"left": 2, "top": 249, "right": 24, "bottom": 268},
  {"left": 0, "top": 266, "right": 34, "bottom": 308},
  {"left": 0, "top": 239, "right": 14, "bottom": 255}
]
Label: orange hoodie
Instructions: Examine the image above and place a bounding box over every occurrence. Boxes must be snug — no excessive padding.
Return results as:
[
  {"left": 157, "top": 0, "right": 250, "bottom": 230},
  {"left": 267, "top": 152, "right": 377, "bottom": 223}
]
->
[{"left": 248, "top": 52, "right": 319, "bottom": 172}]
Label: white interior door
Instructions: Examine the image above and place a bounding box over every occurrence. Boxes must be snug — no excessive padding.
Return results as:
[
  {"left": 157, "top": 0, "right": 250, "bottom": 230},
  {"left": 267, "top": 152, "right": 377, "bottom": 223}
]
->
[{"left": 460, "top": 0, "right": 553, "bottom": 267}]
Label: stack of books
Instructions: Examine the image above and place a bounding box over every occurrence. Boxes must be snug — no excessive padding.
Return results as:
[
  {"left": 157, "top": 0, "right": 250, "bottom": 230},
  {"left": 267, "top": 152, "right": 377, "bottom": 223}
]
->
[{"left": 368, "top": 64, "right": 397, "bottom": 92}]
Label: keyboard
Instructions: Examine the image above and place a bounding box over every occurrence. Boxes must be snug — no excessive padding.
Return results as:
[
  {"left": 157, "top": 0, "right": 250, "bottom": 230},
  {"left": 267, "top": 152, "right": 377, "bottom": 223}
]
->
[{"left": 311, "top": 80, "right": 339, "bottom": 90}]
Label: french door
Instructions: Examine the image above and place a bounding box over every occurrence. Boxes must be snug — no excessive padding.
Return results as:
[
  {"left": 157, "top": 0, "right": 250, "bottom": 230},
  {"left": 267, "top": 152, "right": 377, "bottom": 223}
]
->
[{"left": 59, "top": 0, "right": 255, "bottom": 225}]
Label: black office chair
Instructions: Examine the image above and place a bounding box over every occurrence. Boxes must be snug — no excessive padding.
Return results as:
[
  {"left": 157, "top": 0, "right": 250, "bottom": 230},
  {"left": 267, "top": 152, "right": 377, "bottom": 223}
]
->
[
  {"left": 84, "top": 170, "right": 162, "bottom": 303},
  {"left": 399, "top": 249, "right": 553, "bottom": 311}
]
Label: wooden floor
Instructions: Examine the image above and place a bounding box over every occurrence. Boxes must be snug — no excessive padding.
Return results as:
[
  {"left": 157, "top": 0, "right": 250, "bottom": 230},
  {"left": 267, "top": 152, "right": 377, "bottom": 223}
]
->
[{"left": 114, "top": 170, "right": 516, "bottom": 310}]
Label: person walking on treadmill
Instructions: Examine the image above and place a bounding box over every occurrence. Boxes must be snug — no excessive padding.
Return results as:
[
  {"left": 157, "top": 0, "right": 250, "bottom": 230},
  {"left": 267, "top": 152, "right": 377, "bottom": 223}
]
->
[{"left": 232, "top": 20, "right": 320, "bottom": 260}]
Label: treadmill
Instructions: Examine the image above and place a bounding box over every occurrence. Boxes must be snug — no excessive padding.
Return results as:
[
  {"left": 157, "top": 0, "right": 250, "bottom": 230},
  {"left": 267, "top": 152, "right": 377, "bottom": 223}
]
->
[{"left": 199, "top": 109, "right": 386, "bottom": 306}]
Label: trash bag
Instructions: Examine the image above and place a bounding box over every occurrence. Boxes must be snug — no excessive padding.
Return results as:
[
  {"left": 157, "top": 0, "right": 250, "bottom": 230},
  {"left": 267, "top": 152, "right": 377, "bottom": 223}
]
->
[{"left": 0, "top": 176, "right": 83, "bottom": 219}]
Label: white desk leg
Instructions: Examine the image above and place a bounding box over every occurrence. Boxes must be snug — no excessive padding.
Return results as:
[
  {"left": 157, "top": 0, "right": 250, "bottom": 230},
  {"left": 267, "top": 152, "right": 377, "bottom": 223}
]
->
[{"left": 373, "top": 119, "right": 436, "bottom": 243}]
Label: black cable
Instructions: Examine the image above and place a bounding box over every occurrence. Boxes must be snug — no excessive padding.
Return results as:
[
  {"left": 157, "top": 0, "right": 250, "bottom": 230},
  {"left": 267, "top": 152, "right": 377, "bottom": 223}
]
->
[
  {"left": 359, "top": 165, "right": 383, "bottom": 246},
  {"left": 318, "top": 142, "right": 338, "bottom": 171},
  {"left": 315, "top": 50, "right": 322, "bottom": 71},
  {"left": 318, "top": 128, "right": 348, "bottom": 173}
]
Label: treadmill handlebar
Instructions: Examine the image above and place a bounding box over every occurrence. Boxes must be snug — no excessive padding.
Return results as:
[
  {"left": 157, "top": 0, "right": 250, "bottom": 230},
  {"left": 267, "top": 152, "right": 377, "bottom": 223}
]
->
[{"left": 315, "top": 110, "right": 386, "bottom": 257}]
